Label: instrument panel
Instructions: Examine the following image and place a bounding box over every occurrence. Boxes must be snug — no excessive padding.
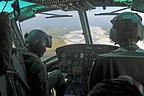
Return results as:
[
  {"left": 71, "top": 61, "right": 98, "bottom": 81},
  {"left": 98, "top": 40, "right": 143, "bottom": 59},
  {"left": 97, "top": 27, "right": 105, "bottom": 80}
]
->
[
  {"left": 56, "top": 44, "right": 118, "bottom": 95},
  {"left": 56, "top": 44, "right": 118, "bottom": 76}
]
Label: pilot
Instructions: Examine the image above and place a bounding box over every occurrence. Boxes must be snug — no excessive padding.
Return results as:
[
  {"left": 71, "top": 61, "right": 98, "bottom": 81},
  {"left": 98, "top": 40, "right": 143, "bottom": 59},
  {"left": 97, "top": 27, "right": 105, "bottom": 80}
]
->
[
  {"left": 0, "top": 12, "right": 13, "bottom": 76},
  {"left": 23, "top": 29, "right": 65, "bottom": 96},
  {"left": 109, "top": 11, "right": 144, "bottom": 52},
  {"left": 87, "top": 12, "right": 144, "bottom": 93}
]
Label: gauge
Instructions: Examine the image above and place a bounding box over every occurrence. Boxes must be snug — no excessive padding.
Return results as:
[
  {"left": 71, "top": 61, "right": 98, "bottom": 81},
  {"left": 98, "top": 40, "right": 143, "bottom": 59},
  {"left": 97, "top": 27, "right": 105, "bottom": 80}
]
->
[
  {"left": 67, "top": 60, "right": 72, "bottom": 65},
  {"left": 73, "top": 61, "right": 79, "bottom": 66},
  {"left": 61, "top": 52, "right": 66, "bottom": 58},
  {"left": 84, "top": 58, "right": 88, "bottom": 61},
  {"left": 73, "top": 53, "right": 79, "bottom": 58},
  {"left": 80, "top": 53, "right": 84, "bottom": 58},
  {"left": 85, "top": 53, "right": 89, "bottom": 57}
]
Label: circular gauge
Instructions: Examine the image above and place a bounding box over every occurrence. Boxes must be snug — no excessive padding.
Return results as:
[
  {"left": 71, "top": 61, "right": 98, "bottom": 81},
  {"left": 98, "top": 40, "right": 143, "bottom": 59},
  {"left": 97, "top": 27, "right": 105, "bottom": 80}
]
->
[
  {"left": 73, "top": 53, "right": 79, "bottom": 58},
  {"left": 73, "top": 61, "right": 79, "bottom": 65},
  {"left": 67, "top": 60, "right": 72, "bottom": 65},
  {"left": 85, "top": 53, "right": 89, "bottom": 57},
  {"left": 61, "top": 52, "right": 66, "bottom": 58}
]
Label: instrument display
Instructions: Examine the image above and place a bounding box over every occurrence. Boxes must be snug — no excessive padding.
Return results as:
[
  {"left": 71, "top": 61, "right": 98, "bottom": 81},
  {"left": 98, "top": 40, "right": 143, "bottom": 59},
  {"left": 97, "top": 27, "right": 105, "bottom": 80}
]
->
[
  {"left": 56, "top": 44, "right": 118, "bottom": 76},
  {"left": 56, "top": 44, "right": 118, "bottom": 95}
]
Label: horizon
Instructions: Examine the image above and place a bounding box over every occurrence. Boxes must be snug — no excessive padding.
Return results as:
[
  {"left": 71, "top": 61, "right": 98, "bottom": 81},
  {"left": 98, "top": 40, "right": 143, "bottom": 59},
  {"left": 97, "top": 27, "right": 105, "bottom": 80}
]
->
[{"left": 20, "top": 7, "right": 144, "bottom": 33}]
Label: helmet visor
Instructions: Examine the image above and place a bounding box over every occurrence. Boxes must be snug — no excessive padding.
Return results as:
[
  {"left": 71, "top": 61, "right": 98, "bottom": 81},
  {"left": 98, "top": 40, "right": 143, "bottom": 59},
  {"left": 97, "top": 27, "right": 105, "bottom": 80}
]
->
[{"left": 46, "top": 35, "right": 52, "bottom": 48}]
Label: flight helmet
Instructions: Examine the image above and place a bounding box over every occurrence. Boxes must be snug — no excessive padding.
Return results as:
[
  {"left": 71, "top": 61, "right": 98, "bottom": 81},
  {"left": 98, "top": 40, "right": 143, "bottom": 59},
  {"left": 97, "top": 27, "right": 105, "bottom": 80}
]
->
[
  {"left": 24, "top": 29, "right": 52, "bottom": 57},
  {"left": 109, "top": 12, "right": 144, "bottom": 44}
]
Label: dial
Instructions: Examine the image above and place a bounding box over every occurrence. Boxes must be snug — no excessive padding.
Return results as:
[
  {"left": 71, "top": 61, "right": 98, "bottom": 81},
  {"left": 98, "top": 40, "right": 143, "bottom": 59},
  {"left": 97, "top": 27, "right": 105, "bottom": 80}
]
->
[
  {"left": 61, "top": 52, "right": 66, "bottom": 58},
  {"left": 73, "top": 53, "right": 79, "bottom": 58},
  {"left": 67, "top": 60, "right": 72, "bottom": 65},
  {"left": 73, "top": 61, "right": 79, "bottom": 66}
]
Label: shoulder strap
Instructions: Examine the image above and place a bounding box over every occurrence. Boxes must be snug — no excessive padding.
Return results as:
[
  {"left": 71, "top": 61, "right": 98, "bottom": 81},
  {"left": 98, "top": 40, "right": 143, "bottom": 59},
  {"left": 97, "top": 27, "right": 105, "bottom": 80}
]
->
[{"left": 21, "top": 49, "right": 39, "bottom": 59}]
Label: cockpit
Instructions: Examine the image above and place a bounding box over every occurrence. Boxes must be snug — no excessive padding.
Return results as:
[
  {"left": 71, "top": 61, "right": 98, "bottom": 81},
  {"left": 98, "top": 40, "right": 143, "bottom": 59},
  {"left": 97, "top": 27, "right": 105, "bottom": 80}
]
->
[{"left": 0, "top": 0, "right": 144, "bottom": 96}]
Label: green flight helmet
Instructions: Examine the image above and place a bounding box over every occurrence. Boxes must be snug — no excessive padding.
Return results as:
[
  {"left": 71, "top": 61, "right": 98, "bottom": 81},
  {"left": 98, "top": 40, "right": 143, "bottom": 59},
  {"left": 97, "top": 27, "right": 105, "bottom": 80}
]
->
[
  {"left": 24, "top": 29, "right": 52, "bottom": 57},
  {"left": 109, "top": 12, "right": 144, "bottom": 44}
]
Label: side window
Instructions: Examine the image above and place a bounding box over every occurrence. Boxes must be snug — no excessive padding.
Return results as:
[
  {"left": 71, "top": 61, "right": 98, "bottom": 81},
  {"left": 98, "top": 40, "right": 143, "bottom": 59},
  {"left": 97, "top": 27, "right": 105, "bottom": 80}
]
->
[{"left": 20, "top": 10, "right": 82, "bottom": 58}]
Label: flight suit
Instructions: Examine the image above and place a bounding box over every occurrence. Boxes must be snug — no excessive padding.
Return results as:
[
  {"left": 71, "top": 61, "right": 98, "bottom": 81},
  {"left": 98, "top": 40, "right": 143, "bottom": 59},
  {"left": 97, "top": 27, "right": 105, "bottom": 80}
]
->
[
  {"left": 0, "top": 13, "right": 14, "bottom": 96},
  {"left": 23, "top": 49, "right": 65, "bottom": 96},
  {"left": 0, "top": 23, "right": 13, "bottom": 76}
]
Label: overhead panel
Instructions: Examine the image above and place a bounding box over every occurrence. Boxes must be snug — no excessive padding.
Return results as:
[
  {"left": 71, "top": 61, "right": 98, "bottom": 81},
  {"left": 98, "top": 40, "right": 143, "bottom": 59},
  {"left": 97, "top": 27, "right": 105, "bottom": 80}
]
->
[
  {"left": 131, "top": 0, "right": 144, "bottom": 13},
  {"left": 0, "top": 0, "right": 133, "bottom": 12},
  {"left": 23, "top": 0, "right": 95, "bottom": 11},
  {"left": 23, "top": 0, "right": 131, "bottom": 11}
]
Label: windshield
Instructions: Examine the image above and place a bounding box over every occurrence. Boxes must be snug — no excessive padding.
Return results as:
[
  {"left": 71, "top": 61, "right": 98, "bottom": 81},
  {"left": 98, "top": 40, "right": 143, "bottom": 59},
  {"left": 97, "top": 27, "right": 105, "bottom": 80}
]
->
[
  {"left": 20, "top": 7, "right": 144, "bottom": 59},
  {"left": 20, "top": 10, "right": 82, "bottom": 58}
]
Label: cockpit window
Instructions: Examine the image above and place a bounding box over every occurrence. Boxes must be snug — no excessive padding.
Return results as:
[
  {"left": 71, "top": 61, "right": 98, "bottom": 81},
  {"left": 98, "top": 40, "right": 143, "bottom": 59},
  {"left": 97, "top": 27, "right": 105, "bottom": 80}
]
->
[
  {"left": 20, "top": 10, "right": 82, "bottom": 58},
  {"left": 20, "top": 8, "right": 144, "bottom": 58},
  {"left": 87, "top": 7, "right": 144, "bottom": 49}
]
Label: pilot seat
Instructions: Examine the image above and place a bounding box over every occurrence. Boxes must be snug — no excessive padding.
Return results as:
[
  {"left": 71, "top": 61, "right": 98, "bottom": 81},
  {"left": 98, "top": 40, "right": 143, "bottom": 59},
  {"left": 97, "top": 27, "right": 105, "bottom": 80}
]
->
[
  {"left": 0, "top": 48, "right": 30, "bottom": 96},
  {"left": 88, "top": 52, "right": 144, "bottom": 92}
]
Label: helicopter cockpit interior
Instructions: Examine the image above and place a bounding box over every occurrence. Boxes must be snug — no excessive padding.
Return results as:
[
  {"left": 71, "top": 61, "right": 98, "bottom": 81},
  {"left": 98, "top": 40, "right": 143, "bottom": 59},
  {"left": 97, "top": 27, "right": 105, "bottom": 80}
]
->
[{"left": 0, "top": 0, "right": 144, "bottom": 96}]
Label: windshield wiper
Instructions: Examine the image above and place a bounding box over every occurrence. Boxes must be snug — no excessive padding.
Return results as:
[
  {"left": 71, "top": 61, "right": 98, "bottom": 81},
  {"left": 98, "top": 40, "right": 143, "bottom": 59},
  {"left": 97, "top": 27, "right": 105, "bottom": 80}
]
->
[
  {"left": 39, "top": 12, "right": 73, "bottom": 18},
  {"left": 94, "top": 7, "right": 128, "bottom": 16}
]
